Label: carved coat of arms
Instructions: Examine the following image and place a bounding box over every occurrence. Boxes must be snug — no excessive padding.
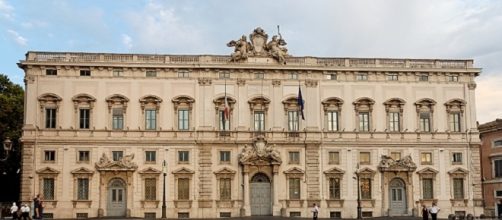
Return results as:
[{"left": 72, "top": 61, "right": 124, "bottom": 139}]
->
[{"left": 227, "top": 27, "right": 289, "bottom": 64}]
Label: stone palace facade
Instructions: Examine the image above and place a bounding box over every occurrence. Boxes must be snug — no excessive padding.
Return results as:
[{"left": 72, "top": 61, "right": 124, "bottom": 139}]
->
[{"left": 18, "top": 28, "right": 482, "bottom": 219}]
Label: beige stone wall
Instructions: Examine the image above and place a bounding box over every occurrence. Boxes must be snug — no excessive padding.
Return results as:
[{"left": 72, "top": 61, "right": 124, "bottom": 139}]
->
[{"left": 19, "top": 52, "right": 482, "bottom": 219}]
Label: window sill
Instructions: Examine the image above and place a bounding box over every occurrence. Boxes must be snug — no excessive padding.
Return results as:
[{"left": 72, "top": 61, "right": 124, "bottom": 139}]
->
[
  {"left": 174, "top": 200, "right": 192, "bottom": 208},
  {"left": 71, "top": 200, "right": 91, "bottom": 208},
  {"left": 284, "top": 199, "right": 304, "bottom": 208},
  {"left": 326, "top": 199, "right": 344, "bottom": 208},
  {"left": 140, "top": 200, "right": 159, "bottom": 208}
]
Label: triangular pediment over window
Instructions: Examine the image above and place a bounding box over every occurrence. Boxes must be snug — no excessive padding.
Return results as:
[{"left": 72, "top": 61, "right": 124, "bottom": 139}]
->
[
  {"left": 36, "top": 167, "right": 60, "bottom": 174},
  {"left": 284, "top": 167, "right": 305, "bottom": 174},
  {"left": 416, "top": 167, "right": 439, "bottom": 175},
  {"left": 172, "top": 167, "right": 195, "bottom": 174},
  {"left": 214, "top": 167, "right": 236, "bottom": 175},
  {"left": 448, "top": 167, "right": 469, "bottom": 175},
  {"left": 70, "top": 167, "right": 94, "bottom": 174},
  {"left": 324, "top": 167, "right": 345, "bottom": 175},
  {"left": 139, "top": 167, "right": 162, "bottom": 174}
]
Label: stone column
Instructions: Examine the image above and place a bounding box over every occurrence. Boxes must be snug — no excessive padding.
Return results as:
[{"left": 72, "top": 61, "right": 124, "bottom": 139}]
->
[
  {"left": 272, "top": 165, "right": 280, "bottom": 215},
  {"left": 242, "top": 166, "right": 250, "bottom": 216}
]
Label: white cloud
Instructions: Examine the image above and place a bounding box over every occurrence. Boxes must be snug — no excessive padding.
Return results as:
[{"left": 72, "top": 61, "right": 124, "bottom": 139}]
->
[
  {"left": 124, "top": 1, "right": 205, "bottom": 53},
  {"left": 0, "top": 0, "right": 14, "bottom": 20},
  {"left": 7, "top": 29, "right": 27, "bottom": 46},
  {"left": 122, "top": 34, "right": 132, "bottom": 50},
  {"left": 476, "top": 76, "right": 502, "bottom": 124}
]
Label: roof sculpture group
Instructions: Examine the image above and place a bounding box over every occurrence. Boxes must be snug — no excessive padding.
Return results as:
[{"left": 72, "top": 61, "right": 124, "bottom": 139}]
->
[{"left": 227, "top": 27, "right": 289, "bottom": 64}]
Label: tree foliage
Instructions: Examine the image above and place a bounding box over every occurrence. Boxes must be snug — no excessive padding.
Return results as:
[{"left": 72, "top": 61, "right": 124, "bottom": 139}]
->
[{"left": 0, "top": 73, "right": 24, "bottom": 202}]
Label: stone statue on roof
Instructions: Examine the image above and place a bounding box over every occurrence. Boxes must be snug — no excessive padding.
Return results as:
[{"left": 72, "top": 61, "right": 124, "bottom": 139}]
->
[{"left": 227, "top": 27, "right": 289, "bottom": 64}]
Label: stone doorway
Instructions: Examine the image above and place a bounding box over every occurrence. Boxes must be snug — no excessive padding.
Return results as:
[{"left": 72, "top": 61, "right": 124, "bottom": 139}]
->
[
  {"left": 389, "top": 178, "right": 407, "bottom": 216},
  {"left": 250, "top": 173, "right": 272, "bottom": 216},
  {"left": 107, "top": 178, "right": 127, "bottom": 217}
]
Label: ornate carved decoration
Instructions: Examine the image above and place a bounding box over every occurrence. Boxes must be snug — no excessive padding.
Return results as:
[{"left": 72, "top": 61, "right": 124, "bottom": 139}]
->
[
  {"left": 321, "top": 97, "right": 344, "bottom": 112},
  {"left": 444, "top": 99, "right": 466, "bottom": 113},
  {"left": 415, "top": 98, "right": 436, "bottom": 113},
  {"left": 378, "top": 155, "right": 417, "bottom": 172},
  {"left": 72, "top": 94, "right": 96, "bottom": 112},
  {"left": 95, "top": 153, "right": 138, "bottom": 171},
  {"left": 248, "top": 96, "right": 271, "bottom": 112},
  {"left": 38, "top": 93, "right": 62, "bottom": 112},
  {"left": 239, "top": 136, "right": 282, "bottom": 165},
  {"left": 468, "top": 81, "right": 477, "bottom": 90},
  {"left": 227, "top": 27, "right": 289, "bottom": 64},
  {"left": 236, "top": 78, "right": 246, "bottom": 86},
  {"left": 172, "top": 95, "right": 195, "bottom": 111},
  {"left": 383, "top": 98, "right": 406, "bottom": 113},
  {"left": 198, "top": 78, "right": 212, "bottom": 86},
  {"left": 139, "top": 95, "right": 162, "bottom": 110},
  {"left": 24, "top": 75, "right": 35, "bottom": 84},
  {"left": 272, "top": 80, "right": 281, "bottom": 87},
  {"left": 213, "top": 167, "right": 237, "bottom": 179},
  {"left": 106, "top": 94, "right": 129, "bottom": 113},
  {"left": 305, "top": 80, "right": 318, "bottom": 88}
]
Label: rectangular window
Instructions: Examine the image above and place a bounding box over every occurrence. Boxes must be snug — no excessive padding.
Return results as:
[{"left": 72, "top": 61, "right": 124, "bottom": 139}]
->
[
  {"left": 254, "top": 111, "right": 265, "bottom": 131},
  {"left": 387, "top": 73, "right": 398, "bottom": 81},
  {"left": 178, "top": 151, "right": 189, "bottom": 162},
  {"left": 79, "top": 109, "right": 90, "bottom": 129},
  {"left": 327, "top": 111, "right": 339, "bottom": 131},
  {"left": 360, "top": 152, "right": 370, "bottom": 165},
  {"left": 421, "top": 152, "right": 432, "bottom": 164},
  {"left": 46, "top": 69, "right": 57, "bottom": 76},
  {"left": 178, "top": 109, "right": 189, "bottom": 130},
  {"left": 419, "top": 112, "right": 431, "bottom": 132},
  {"left": 113, "top": 69, "right": 123, "bottom": 77},
  {"left": 391, "top": 152, "right": 401, "bottom": 160},
  {"left": 80, "top": 69, "right": 91, "bottom": 76},
  {"left": 453, "top": 178, "right": 464, "bottom": 199},
  {"left": 289, "top": 178, "right": 301, "bottom": 199},
  {"left": 145, "top": 109, "right": 157, "bottom": 130},
  {"left": 289, "top": 151, "right": 300, "bottom": 164},
  {"left": 77, "top": 178, "right": 89, "bottom": 200},
  {"left": 329, "top": 152, "right": 340, "bottom": 164},
  {"left": 359, "top": 112, "right": 370, "bottom": 131},
  {"left": 145, "top": 151, "right": 156, "bottom": 162},
  {"left": 495, "top": 140, "right": 502, "bottom": 147},
  {"left": 422, "top": 178, "right": 433, "bottom": 199},
  {"left": 356, "top": 73, "right": 368, "bottom": 81},
  {"left": 419, "top": 75, "right": 429, "bottom": 81},
  {"left": 450, "top": 112, "right": 461, "bottom": 132},
  {"left": 144, "top": 178, "right": 156, "bottom": 200},
  {"left": 448, "top": 74, "right": 459, "bottom": 82},
  {"left": 43, "top": 178, "right": 55, "bottom": 200},
  {"left": 45, "top": 108, "right": 57, "bottom": 129},
  {"left": 219, "top": 72, "right": 230, "bottom": 79},
  {"left": 326, "top": 73, "right": 337, "bottom": 80},
  {"left": 361, "top": 178, "right": 372, "bottom": 199},
  {"left": 112, "top": 108, "right": 124, "bottom": 130},
  {"left": 44, "top": 150, "right": 56, "bottom": 161},
  {"left": 330, "top": 212, "right": 342, "bottom": 218},
  {"left": 219, "top": 178, "right": 231, "bottom": 200},
  {"left": 112, "top": 151, "right": 123, "bottom": 161},
  {"left": 389, "top": 112, "right": 400, "bottom": 132},
  {"left": 178, "top": 70, "right": 189, "bottom": 78},
  {"left": 78, "top": 151, "right": 90, "bottom": 162},
  {"left": 255, "top": 73, "right": 264, "bottom": 79},
  {"left": 146, "top": 70, "right": 157, "bottom": 77},
  {"left": 178, "top": 178, "right": 189, "bottom": 200},
  {"left": 329, "top": 178, "right": 341, "bottom": 199},
  {"left": 219, "top": 110, "right": 230, "bottom": 131},
  {"left": 288, "top": 111, "right": 299, "bottom": 131},
  {"left": 289, "top": 72, "right": 298, "bottom": 80},
  {"left": 452, "top": 152, "right": 463, "bottom": 164},
  {"left": 495, "top": 160, "right": 502, "bottom": 178},
  {"left": 220, "top": 151, "right": 230, "bottom": 163}
]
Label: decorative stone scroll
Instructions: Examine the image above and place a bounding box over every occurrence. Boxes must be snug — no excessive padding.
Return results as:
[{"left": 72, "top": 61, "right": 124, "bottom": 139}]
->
[
  {"left": 95, "top": 153, "right": 138, "bottom": 171},
  {"left": 227, "top": 27, "right": 289, "bottom": 64},
  {"left": 239, "top": 136, "right": 282, "bottom": 165},
  {"left": 378, "top": 155, "right": 417, "bottom": 172}
]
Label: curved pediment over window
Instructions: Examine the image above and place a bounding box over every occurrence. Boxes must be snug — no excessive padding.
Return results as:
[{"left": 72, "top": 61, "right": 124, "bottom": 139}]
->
[
  {"left": 445, "top": 99, "right": 466, "bottom": 113},
  {"left": 38, "top": 93, "right": 62, "bottom": 103},
  {"left": 321, "top": 97, "right": 344, "bottom": 111},
  {"left": 415, "top": 98, "right": 436, "bottom": 112},
  {"left": 72, "top": 93, "right": 96, "bottom": 104},
  {"left": 213, "top": 96, "right": 236, "bottom": 110},
  {"left": 139, "top": 95, "right": 163, "bottom": 110},
  {"left": 353, "top": 97, "right": 375, "bottom": 111},
  {"left": 106, "top": 94, "right": 129, "bottom": 105},
  {"left": 172, "top": 95, "right": 195, "bottom": 110},
  {"left": 383, "top": 98, "right": 406, "bottom": 112},
  {"left": 248, "top": 96, "right": 270, "bottom": 111}
]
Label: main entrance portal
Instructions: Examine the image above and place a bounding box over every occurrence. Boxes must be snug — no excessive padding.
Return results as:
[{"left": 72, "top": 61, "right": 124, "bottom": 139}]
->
[
  {"left": 389, "top": 178, "right": 406, "bottom": 216},
  {"left": 250, "top": 173, "right": 272, "bottom": 216},
  {"left": 107, "top": 178, "right": 127, "bottom": 217}
]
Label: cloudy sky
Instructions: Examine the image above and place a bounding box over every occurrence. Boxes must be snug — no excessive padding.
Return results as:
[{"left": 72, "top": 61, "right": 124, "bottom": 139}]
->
[{"left": 0, "top": 0, "right": 501, "bottom": 124}]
